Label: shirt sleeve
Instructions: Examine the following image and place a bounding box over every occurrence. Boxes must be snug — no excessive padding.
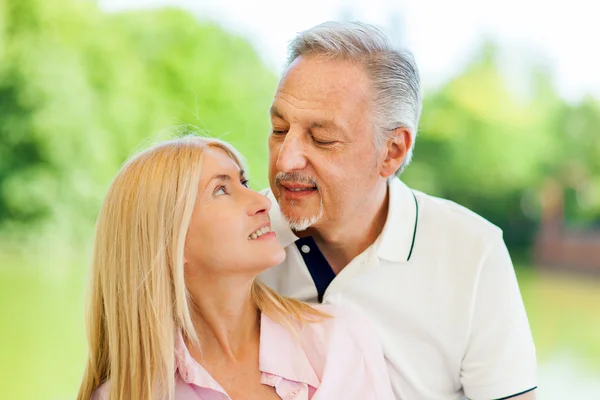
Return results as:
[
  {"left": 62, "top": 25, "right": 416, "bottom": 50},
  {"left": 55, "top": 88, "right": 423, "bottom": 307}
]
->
[
  {"left": 312, "top": 306, "right": 396, "bottom": 400},
  {"left": 461, "top": 233, "right": 538, "bottom": 400}
]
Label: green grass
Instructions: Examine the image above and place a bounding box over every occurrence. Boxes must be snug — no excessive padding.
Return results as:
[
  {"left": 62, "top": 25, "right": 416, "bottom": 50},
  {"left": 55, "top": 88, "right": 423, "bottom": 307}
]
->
[
  {"left": 1, "top": 255, "right": 599, "bottom": 399},
  {"left": 0, "top": 254, "right": 88, "bottom": 399},
  {"left": 516, "top": 266, "right": 600, "bottom": 372}
]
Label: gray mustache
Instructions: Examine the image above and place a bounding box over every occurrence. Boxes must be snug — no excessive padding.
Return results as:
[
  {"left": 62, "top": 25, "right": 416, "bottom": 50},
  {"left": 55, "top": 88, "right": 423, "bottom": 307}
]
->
[{"left": 275, "top": 172, "right": 318, "bottom": 188}]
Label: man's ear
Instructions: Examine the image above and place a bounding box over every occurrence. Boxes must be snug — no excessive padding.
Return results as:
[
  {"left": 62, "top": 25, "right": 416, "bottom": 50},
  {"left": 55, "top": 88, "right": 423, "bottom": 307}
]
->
[{"left": 380, "top": 127, "right": 412, "bottom": 179}]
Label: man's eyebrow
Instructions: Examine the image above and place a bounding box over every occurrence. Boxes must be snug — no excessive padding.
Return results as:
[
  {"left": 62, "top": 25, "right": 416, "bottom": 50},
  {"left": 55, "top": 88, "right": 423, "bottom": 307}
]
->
[
  {"left": 270, "top": 105, "right": 345, "bottom": 137},
  {"left": 269, "top": 105, "right": 284, "bottom": 119},
  {"left": 310, "top": 120, "right": 333, "bottom": 129},
  {"left": 311, "top": 119, "right": 347, "bottom": 138},
  {"left": 271, "top": 108, "right": 338, "bottom": 129}
]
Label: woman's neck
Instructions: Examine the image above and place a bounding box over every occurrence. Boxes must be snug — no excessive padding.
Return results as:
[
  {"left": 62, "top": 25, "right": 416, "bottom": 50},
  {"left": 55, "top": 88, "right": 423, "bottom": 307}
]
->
[{"left": 185, "top": 275, "right": 260, "bottom": 362}]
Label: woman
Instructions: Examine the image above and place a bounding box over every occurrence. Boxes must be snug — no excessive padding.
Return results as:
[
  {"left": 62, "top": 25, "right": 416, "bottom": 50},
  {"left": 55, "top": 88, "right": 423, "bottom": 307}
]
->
[{"left": 77, "top": 135, "right": 394, "bottom": 400}]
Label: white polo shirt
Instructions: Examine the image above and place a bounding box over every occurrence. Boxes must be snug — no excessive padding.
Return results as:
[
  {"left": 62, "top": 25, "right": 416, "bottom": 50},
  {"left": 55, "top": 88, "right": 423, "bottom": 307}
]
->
[{"left": 259, "top": 179, "right": 537, "bottom": 400}]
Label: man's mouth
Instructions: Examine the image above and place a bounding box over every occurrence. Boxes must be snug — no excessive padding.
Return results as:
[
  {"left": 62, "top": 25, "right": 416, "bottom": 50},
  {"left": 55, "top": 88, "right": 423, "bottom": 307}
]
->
[
  {"left": 275, "top": 173, "right": 319, "bottom": 198},
  {"left": 280, "top": 182, "right": 318, "bottom": 195}
]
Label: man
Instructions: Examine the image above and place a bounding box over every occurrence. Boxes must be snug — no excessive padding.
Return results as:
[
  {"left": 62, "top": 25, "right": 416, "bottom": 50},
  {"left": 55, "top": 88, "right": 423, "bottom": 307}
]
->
[{"left": 259, "top": 21, "right": 537, "bottom": 399}]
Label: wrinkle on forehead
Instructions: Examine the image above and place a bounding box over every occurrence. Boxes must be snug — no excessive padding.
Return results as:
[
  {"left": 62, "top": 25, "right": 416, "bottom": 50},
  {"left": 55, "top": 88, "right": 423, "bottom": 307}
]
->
[
  {"left": 273, "top": 56, "right": 373, "bottom": 136},
  {"left": 278, "top": 56, "right": 371, "bottom": 103}
]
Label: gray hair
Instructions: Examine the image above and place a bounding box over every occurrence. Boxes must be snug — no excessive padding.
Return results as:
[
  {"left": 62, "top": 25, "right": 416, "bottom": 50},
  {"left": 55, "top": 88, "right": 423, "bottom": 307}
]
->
[{"left": 286, "top": 21, "right": 422, "bottom": 176}]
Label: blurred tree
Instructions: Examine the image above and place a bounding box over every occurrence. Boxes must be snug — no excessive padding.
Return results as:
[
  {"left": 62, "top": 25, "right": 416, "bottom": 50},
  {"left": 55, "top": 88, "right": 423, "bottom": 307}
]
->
[
  {"left": 0, "top": 0, "right": 276, "bottom": 238},
  {"left": 402, "top": 41, "right": 600, "bottom": 251},
  {"left": 549, "top": 96, "right": 600, "bottom": 227},
  {"left": 0, "top": 1, "right": 598, "bottom": 253}
]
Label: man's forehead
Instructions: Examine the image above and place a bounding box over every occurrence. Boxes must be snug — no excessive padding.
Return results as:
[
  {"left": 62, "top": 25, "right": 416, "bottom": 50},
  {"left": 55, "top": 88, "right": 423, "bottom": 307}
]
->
[
  {"left": 277, "top": 56, "right": 371, "bottom": 100},
  {"left": 270, "top": 101, "right": 344, "bottom": 130}
]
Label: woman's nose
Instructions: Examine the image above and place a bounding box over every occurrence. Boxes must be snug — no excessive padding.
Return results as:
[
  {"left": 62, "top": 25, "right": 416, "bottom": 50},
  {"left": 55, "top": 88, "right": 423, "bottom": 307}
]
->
[{"left": 247, "top": 189, "right": 271, "bottom": 216}]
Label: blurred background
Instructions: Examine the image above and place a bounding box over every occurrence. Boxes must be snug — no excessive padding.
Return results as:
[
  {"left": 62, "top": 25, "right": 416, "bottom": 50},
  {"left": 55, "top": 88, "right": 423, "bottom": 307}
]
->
[{"left": 0, "top": 0, "right": 599, "bottom": 398}]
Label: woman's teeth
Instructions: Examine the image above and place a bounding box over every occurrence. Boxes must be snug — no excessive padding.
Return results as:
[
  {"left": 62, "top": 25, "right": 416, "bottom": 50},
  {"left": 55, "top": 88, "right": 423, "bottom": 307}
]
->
[{"left": 248, "top": 226, "right": 271, "bottom": 240}]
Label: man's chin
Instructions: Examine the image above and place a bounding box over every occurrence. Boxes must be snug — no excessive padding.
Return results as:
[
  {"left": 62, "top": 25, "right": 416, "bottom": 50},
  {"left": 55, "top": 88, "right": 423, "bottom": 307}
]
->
[{"left": 281, "top": 211, "right": 322, "bottom": 232}]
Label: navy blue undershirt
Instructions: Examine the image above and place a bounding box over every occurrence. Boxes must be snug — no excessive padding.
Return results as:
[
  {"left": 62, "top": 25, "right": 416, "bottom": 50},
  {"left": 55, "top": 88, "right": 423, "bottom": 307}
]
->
[{"left": 294, "top": 236, "right": 335, "bottom": 303}]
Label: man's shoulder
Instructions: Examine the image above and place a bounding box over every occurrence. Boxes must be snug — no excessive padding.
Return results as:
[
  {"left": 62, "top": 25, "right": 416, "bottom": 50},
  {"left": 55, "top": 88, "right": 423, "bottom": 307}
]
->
[{"left": 412, "top": 188, "right": 503, "bottom": 241}]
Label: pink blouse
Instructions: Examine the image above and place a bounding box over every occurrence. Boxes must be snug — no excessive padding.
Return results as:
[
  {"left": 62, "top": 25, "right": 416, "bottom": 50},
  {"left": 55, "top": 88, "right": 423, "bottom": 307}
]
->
[{"left": 92, "top": 304, "right": 394, "bottom": 399}]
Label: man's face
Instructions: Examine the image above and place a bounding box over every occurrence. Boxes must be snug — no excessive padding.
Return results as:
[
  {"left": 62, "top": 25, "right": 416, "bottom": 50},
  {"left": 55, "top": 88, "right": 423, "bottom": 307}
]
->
[{"left": 268, "top": 55, "right": 385, "bottom": 232}]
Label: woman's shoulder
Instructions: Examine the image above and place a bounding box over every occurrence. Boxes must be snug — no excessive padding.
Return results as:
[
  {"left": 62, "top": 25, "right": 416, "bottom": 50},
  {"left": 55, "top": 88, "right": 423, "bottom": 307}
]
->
[{"left": 91, "top": 380, "right": 110, "bottom": 400}]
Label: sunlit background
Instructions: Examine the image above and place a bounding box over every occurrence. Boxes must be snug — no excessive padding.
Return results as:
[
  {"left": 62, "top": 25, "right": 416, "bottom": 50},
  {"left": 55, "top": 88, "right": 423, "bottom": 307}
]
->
[{"left": 1, "top": 0, "right": 599, "bottom": 398}]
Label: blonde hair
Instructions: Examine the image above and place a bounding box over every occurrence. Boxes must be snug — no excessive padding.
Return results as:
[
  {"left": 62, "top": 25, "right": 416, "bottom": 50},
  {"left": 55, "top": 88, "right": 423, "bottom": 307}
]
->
[{"left": 77, "top": 135, "right": 327, "bottom": 400}]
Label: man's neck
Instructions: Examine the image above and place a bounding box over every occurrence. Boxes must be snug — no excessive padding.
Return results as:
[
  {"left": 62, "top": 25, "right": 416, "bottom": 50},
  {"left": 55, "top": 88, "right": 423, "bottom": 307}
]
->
[{"left": 301, "top": 183, "right": 389, "bottom": 274}]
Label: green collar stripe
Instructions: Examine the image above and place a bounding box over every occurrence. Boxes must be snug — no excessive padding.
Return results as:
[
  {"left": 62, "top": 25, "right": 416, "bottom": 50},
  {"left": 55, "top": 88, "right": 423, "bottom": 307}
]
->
[{"left": 407, "top": 191, "right": 419, "bottom": 261}]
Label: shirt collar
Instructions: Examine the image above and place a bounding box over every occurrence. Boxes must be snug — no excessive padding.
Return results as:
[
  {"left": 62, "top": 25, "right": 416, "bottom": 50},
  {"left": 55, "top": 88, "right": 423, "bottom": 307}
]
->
[
  {"left": 259, "top": 313, "right": 320, "bottom": 389},
  {"left": 174, "top": 313, "right": 320, "bottom": 390},
  {"left": 377, "top": 178, "right": 418, "bottom": 263},
  {"left": 267, "top": 179, "right": 418, "bottom": 263},
  {"left": 174, "top": 330, "right": 225, "bottom": 392}
]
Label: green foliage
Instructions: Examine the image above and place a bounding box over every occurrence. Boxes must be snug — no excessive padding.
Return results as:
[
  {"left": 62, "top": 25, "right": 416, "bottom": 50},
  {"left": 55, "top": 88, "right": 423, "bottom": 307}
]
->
[
  {"left": 0, "top": 0, "right": 276, "bottom": 236},
  {"left": 0, "top": 0, "right": 598, "bottom": 252},
  {"left": 550, "top": 97, "right": 600, "bottom": 225},
  {"left": 402, "top": 43, "right": 600, "bottom": 249}
]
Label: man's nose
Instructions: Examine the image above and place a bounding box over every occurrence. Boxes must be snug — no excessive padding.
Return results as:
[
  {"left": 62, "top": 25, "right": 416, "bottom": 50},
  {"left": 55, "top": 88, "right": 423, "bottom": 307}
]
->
[{"left": 275, "top": 132, "right": 308, "bottom": 172}]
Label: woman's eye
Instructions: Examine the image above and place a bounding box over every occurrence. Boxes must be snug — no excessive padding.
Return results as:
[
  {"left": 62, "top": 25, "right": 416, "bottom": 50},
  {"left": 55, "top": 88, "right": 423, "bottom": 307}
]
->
[
  {"left": 215, "top": 186, "right": 227, "bottom": 196},
  {"left": 241, "top": 179, "right": 250, "bottom": 188}
]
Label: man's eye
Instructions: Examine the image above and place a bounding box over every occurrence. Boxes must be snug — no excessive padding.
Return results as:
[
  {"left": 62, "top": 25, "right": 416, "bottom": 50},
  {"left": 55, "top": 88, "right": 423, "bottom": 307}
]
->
[
  {"left": 313, "top": 137, "right": 335, "bottom": 146},
  {"left": 271, "top": 129, "right": 288, "bottom": 135}
]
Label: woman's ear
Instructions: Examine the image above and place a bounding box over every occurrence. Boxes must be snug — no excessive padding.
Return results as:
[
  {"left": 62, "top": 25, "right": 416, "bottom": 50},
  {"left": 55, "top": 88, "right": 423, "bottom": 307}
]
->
[
  {"left": 183, "top": 259, "right": 196, "bottom": 278},
  {"left": 380, "top": 127, "right": 412, "bottom": 179},
  {"left": 182, "top": 249, "right": 192, "bottom": 276}
]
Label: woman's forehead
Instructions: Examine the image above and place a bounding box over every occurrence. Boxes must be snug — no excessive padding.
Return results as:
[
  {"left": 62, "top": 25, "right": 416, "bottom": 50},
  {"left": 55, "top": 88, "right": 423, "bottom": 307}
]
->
[{"left": 200, "top": 147, "right": 243, "bottom": 179}]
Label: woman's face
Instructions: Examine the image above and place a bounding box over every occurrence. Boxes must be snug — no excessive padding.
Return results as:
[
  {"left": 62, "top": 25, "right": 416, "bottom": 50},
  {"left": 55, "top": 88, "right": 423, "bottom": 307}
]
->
[{"left": 184, "top": 147, "right": 286, "bottom": 277}]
